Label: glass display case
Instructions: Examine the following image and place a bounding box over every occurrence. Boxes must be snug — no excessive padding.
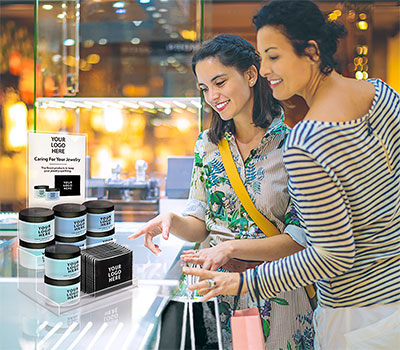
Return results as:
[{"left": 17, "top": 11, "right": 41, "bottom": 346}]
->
[{"left": 34, "top": 0, "right": 206, "bottom": 221}]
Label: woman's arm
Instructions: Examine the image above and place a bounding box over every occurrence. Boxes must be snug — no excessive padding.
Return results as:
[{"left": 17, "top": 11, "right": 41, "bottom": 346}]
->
[
  {"left": 181, "top": 234, "right": 304, "bottom": 270},
  {"left": 129, "top": 213, "right": 208, "bottom": 255}
]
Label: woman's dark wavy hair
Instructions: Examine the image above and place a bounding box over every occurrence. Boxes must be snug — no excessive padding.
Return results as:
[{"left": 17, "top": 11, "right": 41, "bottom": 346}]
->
[
  {"left": 253, "top": 0, "right": 347, "bottom": 75},
  {"left": 192, "top": 34, "right": 282, "bottom": 145}
]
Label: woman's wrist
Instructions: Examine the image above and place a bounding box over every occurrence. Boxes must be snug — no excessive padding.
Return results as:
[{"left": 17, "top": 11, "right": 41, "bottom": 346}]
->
[{"left": 224, "top": 240, "right": 236, "bottom": 259}]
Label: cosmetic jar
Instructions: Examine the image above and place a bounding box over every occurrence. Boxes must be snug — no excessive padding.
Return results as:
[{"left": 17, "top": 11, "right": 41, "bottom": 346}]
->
[
  {"left": 83, "top": 200, "right": 114, "bottom": 232},
  {"left": 18, "top": 208, "right": 55, "bottom": 244},
  {"left": 34, "top": 185, "right": 49, "bottom": 198},
  {"left": 86, "top": 228, "right": 116, "bottom": 247},
  {"left": 46, "top": 188, "right": 60, "bottom": 201},
  {"left": 55, "top": 234, "right": 86, "bottom": 248},
  {"left": 53, "top": 203, "right": 87, "bottom": 237},
  {"left": 19, "top": 239, "right": 55, "bottom": 270},
  {"left": 44, "top": 276, "right": 80, "bottom": 306},
  {"left": 45, "top": 244, "right": 81, "bottom": 280}
]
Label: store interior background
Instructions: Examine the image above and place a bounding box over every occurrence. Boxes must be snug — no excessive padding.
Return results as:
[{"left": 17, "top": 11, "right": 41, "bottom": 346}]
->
[{"left": 0, "top": 0, "right": 399, "bottom": 214}]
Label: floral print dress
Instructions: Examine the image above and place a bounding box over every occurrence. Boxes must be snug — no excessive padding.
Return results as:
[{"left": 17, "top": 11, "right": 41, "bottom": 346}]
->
[{"left": 182, "top": 117, "right": 314, "bottom": 350}]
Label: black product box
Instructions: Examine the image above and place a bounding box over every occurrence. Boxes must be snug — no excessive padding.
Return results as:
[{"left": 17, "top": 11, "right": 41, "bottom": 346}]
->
[{"left": 81, "top": 242, "right": 133, "bottom": 296}]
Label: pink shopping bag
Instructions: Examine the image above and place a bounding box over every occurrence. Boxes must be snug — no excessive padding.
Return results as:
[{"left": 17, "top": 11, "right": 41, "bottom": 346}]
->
[{"left": 231, "top": 306, "right": 265, "bottom": 350}]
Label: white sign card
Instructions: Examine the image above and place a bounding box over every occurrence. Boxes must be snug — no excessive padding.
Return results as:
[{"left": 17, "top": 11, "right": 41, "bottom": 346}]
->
[{"left": 28, "top": 132, "right": 86, "bottom": 208}]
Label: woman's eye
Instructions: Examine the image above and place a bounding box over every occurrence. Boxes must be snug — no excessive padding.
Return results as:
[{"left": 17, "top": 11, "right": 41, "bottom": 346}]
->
[
  {"left": 216, "top": 80, "right": 225, "bottom": 86},
  {"left": 269, "top": 56, "right": 279, "bottom": 60},
  {"left": 200, "top": 87, "right": 208, "bottom": 93}
]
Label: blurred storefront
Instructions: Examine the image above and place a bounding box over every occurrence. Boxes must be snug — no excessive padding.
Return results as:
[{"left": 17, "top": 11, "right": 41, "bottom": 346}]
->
[{"left": 0, "top": 0, "right": 399, "bottom": 213}]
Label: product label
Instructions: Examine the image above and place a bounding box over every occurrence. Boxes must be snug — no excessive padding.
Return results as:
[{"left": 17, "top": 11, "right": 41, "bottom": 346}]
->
[
  {"left": 66, "top": 286, "right": 79, "bottom": 301},
  {"left": 34, "top": 188, "right": 47, "bottom": 198},
  {"left": 108, "top": 264, "right": 122, "bottom": 283},
  {"left": 18, "top": 220, "right": 55, "bottom": 243},
  {"left": 55, "top": 215, "right": 86, "bottom": 237},
  {"left": 45, "top": 257, "right": 80, "bottom": 280},
  {"left": 87, "top": 212, "right": 114, "bottom": 232}
]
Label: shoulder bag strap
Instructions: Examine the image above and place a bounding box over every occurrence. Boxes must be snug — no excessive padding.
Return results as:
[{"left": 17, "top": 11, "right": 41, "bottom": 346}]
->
[{"left": 218, "top": 138, "right": 280, "bottom": 237}]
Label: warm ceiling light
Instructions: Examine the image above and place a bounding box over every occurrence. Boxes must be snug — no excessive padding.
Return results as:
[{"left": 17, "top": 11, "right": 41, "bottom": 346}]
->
[
  {"left": 113, "top": 1, "right": 125, "bottom": 8},
  {"left": 42, "top": 4, "right": 53, "bottom": 10}
]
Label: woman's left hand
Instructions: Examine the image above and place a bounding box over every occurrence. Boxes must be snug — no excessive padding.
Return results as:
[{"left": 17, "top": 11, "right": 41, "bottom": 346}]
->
[{"left": 183, "top": 267, "right": 247, "bottom": 301}]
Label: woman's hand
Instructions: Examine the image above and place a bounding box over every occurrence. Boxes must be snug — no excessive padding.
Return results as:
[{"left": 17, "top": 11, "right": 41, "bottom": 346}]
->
[
  {"left": 181, "top": 242, "right": 233, "bottom": 270},
  {"left": 183, "top": 267, "right": 247, "bottom": 302},
  {"left": 128, "top": 213, "right": 174, "bottom": 255}
]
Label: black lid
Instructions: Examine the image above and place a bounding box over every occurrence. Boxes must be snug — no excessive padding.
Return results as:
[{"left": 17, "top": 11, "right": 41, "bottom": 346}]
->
[
  {"left": 46, "top": 188, "right": 60, "bottom": 192},
  {"left": 83, "top": 200, "right": 114, "bottom": 214},
  {"left": 19, "top": 207, "right": 54, "bottom": 223},
  {"left": 45, "top": 244, "right": 81, "bottom": 259},
  {"left": 55, "top": 234, "right": 86, "bottom": 243},
  {"left": 44, "top": 275, "right": 80, "bottom": 286},
  {"left": 53, "top": 203, "right": 87, "bottom": 218},
  {"left": 19, "top": 239, "right": 55, "bottom": 249},
  {"left": 86, "top": 227, "right": 115, "bottom": 237},
  {"left": 34, "top": 185, "right": 49, "bottom": 190}
]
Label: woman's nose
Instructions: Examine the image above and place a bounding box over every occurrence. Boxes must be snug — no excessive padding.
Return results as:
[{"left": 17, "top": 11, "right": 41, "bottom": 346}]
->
[
  {"left": 206, "top": 87, "right": 219, "bottom": 103},
  {"left": 260, "top": 60, "right": 272, "bottom": 77}
]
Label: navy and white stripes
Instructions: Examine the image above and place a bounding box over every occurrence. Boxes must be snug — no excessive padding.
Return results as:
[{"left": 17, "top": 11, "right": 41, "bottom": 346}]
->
[{"left": 246, "top": 79, "right": 400, "bottom": 308}]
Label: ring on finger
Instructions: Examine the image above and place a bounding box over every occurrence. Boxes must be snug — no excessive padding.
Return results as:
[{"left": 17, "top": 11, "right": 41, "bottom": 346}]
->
[{"left": 206, "top": 279, "right": 216, "bottom": 289}]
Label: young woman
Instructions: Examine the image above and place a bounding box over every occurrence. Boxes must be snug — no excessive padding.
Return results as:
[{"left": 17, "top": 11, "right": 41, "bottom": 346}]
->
[
  {"left": 130, "top": 34, "right": 314, "bottom": 349},
  {"left": 184, "top": 2, "right": 400, "bottom": 349}
]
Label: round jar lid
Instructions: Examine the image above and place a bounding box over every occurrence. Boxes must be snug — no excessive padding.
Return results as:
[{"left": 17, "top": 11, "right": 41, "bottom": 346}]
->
[
  {"left": 53, "top": 203, "right": 87, "bottom": 218},
  {"left": 34, "top": 185, "right": 49, "bottom": 190},
  {"left": 19, "top": 239, "right": 55, "bottom": 249},
  {"left": 19, "top": 207, "right": 55, "bottom": 223},
  {"left": 45, "top": 244, "right": 80, "bottom": 259},
  {"left": 55, "top": 234, "right": 86, "bottom": 243},
  {"left": 83, "top": 200, "right": 114, "bottom": 214},
  {"left": 44, "top": 275, "right": 80, "bottom": 286},
  {"left": 86, "top": 227, "right": 115, "bottom": 238},
  {"left": 46, "top": 188, "right": 60, "bottom": 192}
]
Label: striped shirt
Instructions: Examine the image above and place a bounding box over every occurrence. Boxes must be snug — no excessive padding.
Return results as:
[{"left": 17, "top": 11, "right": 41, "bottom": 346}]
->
[{"left": 246, "top": 79, "right": 400, "bottom": 308}]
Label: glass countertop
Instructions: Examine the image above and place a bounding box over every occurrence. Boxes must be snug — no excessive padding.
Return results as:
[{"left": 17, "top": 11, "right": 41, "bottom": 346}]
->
[{"left": 0, "top": 222, "right": 192, "bottom": 350}]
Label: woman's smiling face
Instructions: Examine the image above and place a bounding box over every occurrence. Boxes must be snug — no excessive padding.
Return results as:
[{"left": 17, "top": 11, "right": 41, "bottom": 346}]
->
[
  {"left": 195, "top": 56, "right": 255, "bottom": 122},
  {"left": 256, "top": 25, "right": 314, "bottom": 101}
]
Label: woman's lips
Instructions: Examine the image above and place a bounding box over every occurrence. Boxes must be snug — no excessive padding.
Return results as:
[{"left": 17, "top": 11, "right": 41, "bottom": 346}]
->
[
  {"left": 215, "top": 100, "right": 229, "bottom": 112},
  {"left": 269, "top": 79, "right": 282, "bottom": 88}
]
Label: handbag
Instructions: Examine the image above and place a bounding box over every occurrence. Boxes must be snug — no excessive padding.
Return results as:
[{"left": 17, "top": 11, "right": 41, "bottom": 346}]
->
[
  {"left": 158, "top": 271, "right": 223, "bottom": 350},
  {"left": 231, "top": 269, "right": 265, "bottom": 350},
  {"left": 218, "top": 138, "right": 317, "bottom": 306}
]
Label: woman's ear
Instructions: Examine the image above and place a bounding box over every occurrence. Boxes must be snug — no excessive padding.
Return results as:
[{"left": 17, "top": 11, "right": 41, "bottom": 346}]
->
[
  {"left": 247, "top": 65, "right": 258, "bottom": 87},
  {"left": 305, "top": 40, "right": 320, "bottom": 62}
]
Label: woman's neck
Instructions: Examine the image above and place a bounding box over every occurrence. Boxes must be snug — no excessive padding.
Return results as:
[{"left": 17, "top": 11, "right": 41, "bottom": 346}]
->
[{"left": 302, "top": 70, "right": 340, "bottom": 107}]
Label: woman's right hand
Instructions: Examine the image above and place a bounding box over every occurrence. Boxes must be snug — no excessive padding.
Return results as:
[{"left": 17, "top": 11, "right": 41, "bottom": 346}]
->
[
  {"left": 128, "top": 213, "right": 174, "bottom": 255},
  {"left": 181, "top": 241, "right": 233, "bottom": 270}
]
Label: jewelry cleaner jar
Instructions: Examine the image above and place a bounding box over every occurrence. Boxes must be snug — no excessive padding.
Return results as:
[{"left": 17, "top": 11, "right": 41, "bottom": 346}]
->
[
  {"left": 86, "top": 228, "right": 116, "bottom": 247},
  {"left": 34, "top": 185, "right": 49, "bottom": 198},
  {"left": 19, "top": 239, "right": 56, "bottom": 270},
  {"left": 83, "top": 200, "right": 114, "bottom": 232},
  {"left": 55, "top": 234, "right": 86, "bottom": 249},
  {"left": 18, "top": 208, "right": 55, "bottom": 244},
  {"left": 45, "top": 244, "right": 81, "bottom": 280},
  {"left": 44, "top": 276, "right": 80, "bottom": 306},
  {"left": 46, "top": 188, "right": 60, "bottom": 201},
  {"left": 53, "top": 203, "right": 87, "bottom": 238}
]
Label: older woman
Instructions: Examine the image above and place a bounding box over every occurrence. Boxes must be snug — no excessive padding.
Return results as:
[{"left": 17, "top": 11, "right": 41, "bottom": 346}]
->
[{"left": 184, "top": 1, "right": 400, "bottom": 349}]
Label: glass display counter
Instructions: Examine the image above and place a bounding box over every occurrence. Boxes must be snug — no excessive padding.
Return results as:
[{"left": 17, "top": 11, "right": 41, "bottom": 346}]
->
[{"left": 1, "top": 222, "right": 193, "bottom": 349}]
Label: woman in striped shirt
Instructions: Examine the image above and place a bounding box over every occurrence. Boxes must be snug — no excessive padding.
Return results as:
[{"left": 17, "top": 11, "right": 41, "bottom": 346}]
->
[{"left": 184, "top": 1, "right": 400, "bottom": 349}]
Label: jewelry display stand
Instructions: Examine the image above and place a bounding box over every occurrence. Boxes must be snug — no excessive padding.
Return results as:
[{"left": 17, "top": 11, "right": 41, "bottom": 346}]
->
[{"left": 17, "top": 247, "right": 138, "bottom": 315}]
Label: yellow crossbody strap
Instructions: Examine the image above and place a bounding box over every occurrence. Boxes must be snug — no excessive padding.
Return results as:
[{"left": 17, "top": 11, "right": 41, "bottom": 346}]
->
[
  {"left": 218, "top": 138, "right": 316, "bottom": 300},
  {"left": 218, "top": 138, "right": 280, "bottom": 237}
]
